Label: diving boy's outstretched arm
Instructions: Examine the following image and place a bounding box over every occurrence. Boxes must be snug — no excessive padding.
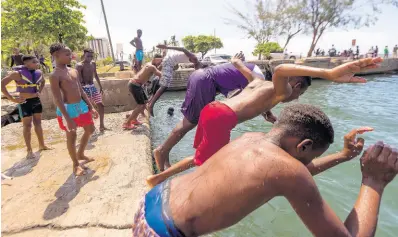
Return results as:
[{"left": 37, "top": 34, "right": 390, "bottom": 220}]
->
[
  {"left": 284, "top": 142, "right": 397, "bottom": 237},
  {"left": 271, "top": 57, "right": 383, "bottom": 102},
  {"left": 306, "top": 127, "right": 373, "bottom": 176}
]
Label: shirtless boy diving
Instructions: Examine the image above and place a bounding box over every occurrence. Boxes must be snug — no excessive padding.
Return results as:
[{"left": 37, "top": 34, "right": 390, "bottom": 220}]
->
[
  {"left": 76, "top": 48, "right": 107, "bottom": 132},
  {"left": 122, "top": 54, "right": 163, "bottom": 130},
  {"left": 146, "top": 45, "right": 203, "bottom": 117},
  {"left": 1, "top": 55, "right": 51, "bottom": 159},
  {"left": 49, "top": 43, "right": 99, "bottom": 176},
  {"left": 153, "top": 55, "right": 266, "bottom": 171},
  {"left": 134, "top": 103, "right": 398, "bottom": 237},
  {"left": 147, "top": 57, "right": 383, "bottom": 186}
]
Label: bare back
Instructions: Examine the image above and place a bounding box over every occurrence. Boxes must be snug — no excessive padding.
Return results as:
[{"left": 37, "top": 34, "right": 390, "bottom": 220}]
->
[
  {"left": 133, "top": 63, "right": 156, "bottom": 84},
  {"left": 76, "top": 62, "right": 95, "bottom": 85},
  {"left": 169, "top": 132, "right": 302, "bottom": 236},
  {"left": 223, "top": 79, "right": 277, "bottom": 122},
  {"left": 51, "top": 68, "right": 82, "bottom": 104}
]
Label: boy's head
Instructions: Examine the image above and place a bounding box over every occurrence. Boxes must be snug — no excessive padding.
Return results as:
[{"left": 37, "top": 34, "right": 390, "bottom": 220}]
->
[
  {"left": 22, "top": 55, "right": 40, "bottom": 70},
  {"left": 50, "top": 43, "right": 72, "bottom": 65},
  {"left": 282, "top": 76, "right": 312, "bottom": 102},
  {"left": 137, "top": 29, "right": 142, "bottom": 37},
  {"left": 152, "top": 54, "right": 163, "bottom": 67},
  {"left": 83, "top": 48, "right": 94, "bottom": 62},
  {"left": 167, "top": 107, "right": 174, "bottom": 116},
  {"left": 273, "top": 104, "right": 334, "bottom": 165}
]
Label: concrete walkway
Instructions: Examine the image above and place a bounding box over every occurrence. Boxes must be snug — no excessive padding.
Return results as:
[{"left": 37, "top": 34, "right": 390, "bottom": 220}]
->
[{"left": 1, "top": 112, "right": 153, "bottom": 236}]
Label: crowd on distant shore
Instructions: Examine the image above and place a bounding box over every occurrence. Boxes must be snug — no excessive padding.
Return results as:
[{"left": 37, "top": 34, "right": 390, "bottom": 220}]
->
[{"left": 318, "top": 44, "right": 398, "bottom": 59}]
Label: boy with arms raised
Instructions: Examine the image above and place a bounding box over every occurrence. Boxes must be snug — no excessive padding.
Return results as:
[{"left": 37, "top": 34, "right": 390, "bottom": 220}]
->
[
  {"left": 147, "top": 57, "right": 382, "bottom": 186},
  {"left": 76, "top": 48, "right": 107, "bottom": 132},
  {"left": 134, "top": 103, "right": 398, "bottom": 237},
  {"left": 49, "top": 43, "right": 98, "bottom": 176},
  {"left": 1, "top": 55, "right": 50, "bottom": 159}
]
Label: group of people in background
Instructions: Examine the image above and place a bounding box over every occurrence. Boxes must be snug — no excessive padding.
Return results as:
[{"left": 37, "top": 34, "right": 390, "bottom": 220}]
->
[{"left": 320, "top": 44, "right": 398, "bottom": 59}]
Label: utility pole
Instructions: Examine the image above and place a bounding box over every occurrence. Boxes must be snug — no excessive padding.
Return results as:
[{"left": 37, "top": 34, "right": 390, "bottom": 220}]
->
[{"left": 100, "top": 0, "right": 115, "bottom": 63}]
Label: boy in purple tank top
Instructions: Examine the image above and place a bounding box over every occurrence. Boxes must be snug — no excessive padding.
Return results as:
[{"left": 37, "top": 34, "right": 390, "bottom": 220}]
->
[
  {"left": 151, "top": 55, "right": 266, "bottom": 172},
  {"left": 1, "top": 55, "right": 51, "bottom": 159}
]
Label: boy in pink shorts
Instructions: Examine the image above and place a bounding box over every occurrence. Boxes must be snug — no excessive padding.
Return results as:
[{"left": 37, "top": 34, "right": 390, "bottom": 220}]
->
[{"left": 50, "top": 43, "right": 98, "bottom": 176}]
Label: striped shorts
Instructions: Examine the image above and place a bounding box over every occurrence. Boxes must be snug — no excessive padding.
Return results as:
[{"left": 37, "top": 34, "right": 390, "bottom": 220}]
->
[{"left": 82, "top": 84, "right": 103, "bottom": 104}]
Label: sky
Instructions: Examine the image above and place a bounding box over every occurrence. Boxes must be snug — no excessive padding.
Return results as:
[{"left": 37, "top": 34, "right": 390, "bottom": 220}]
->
[{"left": 80, "top": 0, "right": 398, "bottom": 60}]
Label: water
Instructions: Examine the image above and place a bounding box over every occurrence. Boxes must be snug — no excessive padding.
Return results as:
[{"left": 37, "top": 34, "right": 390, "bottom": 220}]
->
[{"left": 150, "top": 74, "right": 398, "bottom": 236}]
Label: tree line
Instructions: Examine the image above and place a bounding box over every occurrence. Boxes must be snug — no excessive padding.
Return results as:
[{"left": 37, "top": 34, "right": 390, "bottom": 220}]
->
[{"left": 226, "top": 0, "right": 398, "bottom": 59}]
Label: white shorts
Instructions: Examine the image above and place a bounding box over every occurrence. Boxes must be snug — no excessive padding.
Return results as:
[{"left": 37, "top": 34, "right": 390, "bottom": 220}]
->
[
  {"left": 159, "top": 58, "right": 175, "bottom": 87},
  {"left": 252, "top": 65, "right": 265, "bottom": 80}
]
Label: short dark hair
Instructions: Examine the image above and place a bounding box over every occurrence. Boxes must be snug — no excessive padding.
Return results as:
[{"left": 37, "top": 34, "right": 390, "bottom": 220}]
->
[
  {"left": 275, "top": 104, "right": 334, "bottom": 148},
  {"left": 294, "top": 76, "right": 312, "bottom": 88},
  {"left": 83, "top": 48, "right": 94, "bottom": 54},
  {"left": 137, "top": 29, "right": 142, "bottom": 32},
  {"left": 22, "top": 55, "right": 37, "bottom": 62},
  {"left": 153, "top": 54, "right": 162, "bottom": 58},
  {"left": 50, "top": 43, "right": 67, "bottom": 55}
]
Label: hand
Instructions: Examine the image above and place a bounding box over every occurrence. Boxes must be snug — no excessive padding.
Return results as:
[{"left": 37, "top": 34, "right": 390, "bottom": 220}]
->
[
  {"left": 66, "top": 118, "right": 77, "bottom": 132},
  {"left": 156, "top": 44, "right": 167, "bottom": 49},
  {"left": 341, "top": 127, "right": 374, "bottom": 160},
  {"left": 263, "top": 111, "right": 277, "bottom": 124},
  {"left": 360, "top": 141, "right": 398, "bottom": 187},
  {"left": 231, "top": 53, "right": 244, "bottom": 63},
  {"left": 327, "top": 57, "right": 383, "bottom": 83},
  {"left": 91, "top": 109, "right": 99, "bottom": 119},
  {"left": 11, "top": 96, "right": 26, "bottom": 104}
]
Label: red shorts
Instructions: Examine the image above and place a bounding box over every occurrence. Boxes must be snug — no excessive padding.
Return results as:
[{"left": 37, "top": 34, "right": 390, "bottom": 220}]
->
[
  {"left": 56, "top": 112, "right": 93, "bottom": 131},
  {"left": 193, "top": 101, "right": 238, "bottom": 166}
]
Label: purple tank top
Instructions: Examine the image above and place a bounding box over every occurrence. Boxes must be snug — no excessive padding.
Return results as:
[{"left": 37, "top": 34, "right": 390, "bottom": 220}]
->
[
  {"left": 13, "top": 66, "right": 43, "bottom": 93},
  {"left": 206, "top": 62, "right": 255, "bottom": 97}
]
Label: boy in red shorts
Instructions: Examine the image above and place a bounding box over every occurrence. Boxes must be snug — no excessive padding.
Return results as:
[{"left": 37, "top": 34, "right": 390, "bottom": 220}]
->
[
  {"left": 146, "top": 57, "right": 383, "bottom": 187},
  {"left": 49, "top": 43, "right": 99, "bottom": 176}
]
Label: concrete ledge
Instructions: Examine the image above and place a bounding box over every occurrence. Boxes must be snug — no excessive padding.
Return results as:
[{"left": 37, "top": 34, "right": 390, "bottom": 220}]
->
[{"left": 1, "top": 111, "right": 153, "bottom": 237}]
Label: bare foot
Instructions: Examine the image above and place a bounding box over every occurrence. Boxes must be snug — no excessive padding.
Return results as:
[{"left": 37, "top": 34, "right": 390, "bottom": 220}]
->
[
  {"left": 73, "top": 165, "right": 86, "bottom": 176},
  {"left": 146, "top": 175, "right": 160, "bottom": 188},
  {"left": 99, "top": 127, "right": 109, "bottom": 132},
  {"left": 153, "top": 147, "right": 167, "bottom": 172},
  {"left": 26, "top": 151, "right": 35, "bottom": 159},
  {"left": 78, "top": 155, "right": 95, "bottom": 169},
  {"left": 39, "top": 145, "right": 52, "bottom": 151}
]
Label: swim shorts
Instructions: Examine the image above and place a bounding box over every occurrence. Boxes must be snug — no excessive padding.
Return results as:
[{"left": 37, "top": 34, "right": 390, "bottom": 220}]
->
[
  {"left": 56, "top": 100, "right": 93, "bottom": 131},
  {"left": 18, "top": 97, "right": 42, "bottom": 118},
  {"left": 132, "top": 180, "right": 186, "bottom": 237},
  {"left": 129, "top": 81, "right": 148, "bottom": 105},
  {"left": 181, "top": 70, "right": 216, "bottom": 124},
  {"left": 82, "top": 84, "right": 103, "bottom": 104},
  {"left": 193, "top": 101, "right": 238, "bottom": 166},
  {"left": 136, "top": 50, "right": 144, "bottom": 62},
  {"left": 159, "top": 58, "right": 175, "bottom": 88}
]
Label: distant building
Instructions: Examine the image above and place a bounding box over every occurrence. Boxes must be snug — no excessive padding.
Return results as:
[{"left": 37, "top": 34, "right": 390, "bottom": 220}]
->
[{"left": 87, "top": 38, "right": 111, "bottom": 59}]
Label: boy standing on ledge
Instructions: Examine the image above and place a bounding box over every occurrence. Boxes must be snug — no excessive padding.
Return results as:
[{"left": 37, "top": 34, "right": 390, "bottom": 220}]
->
[
  {"left": 49, "top": 43, "right": 98, "bottom": 176},
  {"left": 130, "top": 29, "right": 144, "bottom": 71},
  {"left": 1, "top": 55, "right": 50, "bottom": 159},
  {"left": 76, "top": 48, "right": 107, "bottom": 132}
]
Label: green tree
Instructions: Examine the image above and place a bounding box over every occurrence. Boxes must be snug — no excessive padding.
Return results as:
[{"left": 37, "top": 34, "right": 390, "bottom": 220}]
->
[
  {"left": 253, "top": 42, "right": 283, "bottom": 59},
  {"left": 301, "top": 0, "right": 398, "bottom": 57},
  {"left": 182, "top": 35, "right": 223, "bottom": 57},
  {"left": 1, "top": 0, "right": 88, "bottom": 56},
  {"left": 226, "top": 0, "right": 278, "bottom": 59}
]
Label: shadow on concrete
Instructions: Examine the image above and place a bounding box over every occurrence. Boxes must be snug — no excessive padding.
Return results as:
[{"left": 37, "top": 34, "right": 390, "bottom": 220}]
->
[
  {"left": 130, "top": 125, "right": 150, "bottom": 138},
  {"left": 75, "top": 133, "right": 99, "bottom": 151},
  {"left": 42, "top": 169, "right": 99, "bottom": 220},
  {"left": 3, "top": 151, "right": 42, "bottom": 178}
]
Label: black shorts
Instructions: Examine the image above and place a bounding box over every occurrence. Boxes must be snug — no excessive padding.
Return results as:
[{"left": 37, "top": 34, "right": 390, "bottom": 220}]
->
[
  {"left": 19, "top": 97, "right": 43, "bottom": 118},
  {"left": 128, "top": 82, "right": 147, "bottom": 105}
]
